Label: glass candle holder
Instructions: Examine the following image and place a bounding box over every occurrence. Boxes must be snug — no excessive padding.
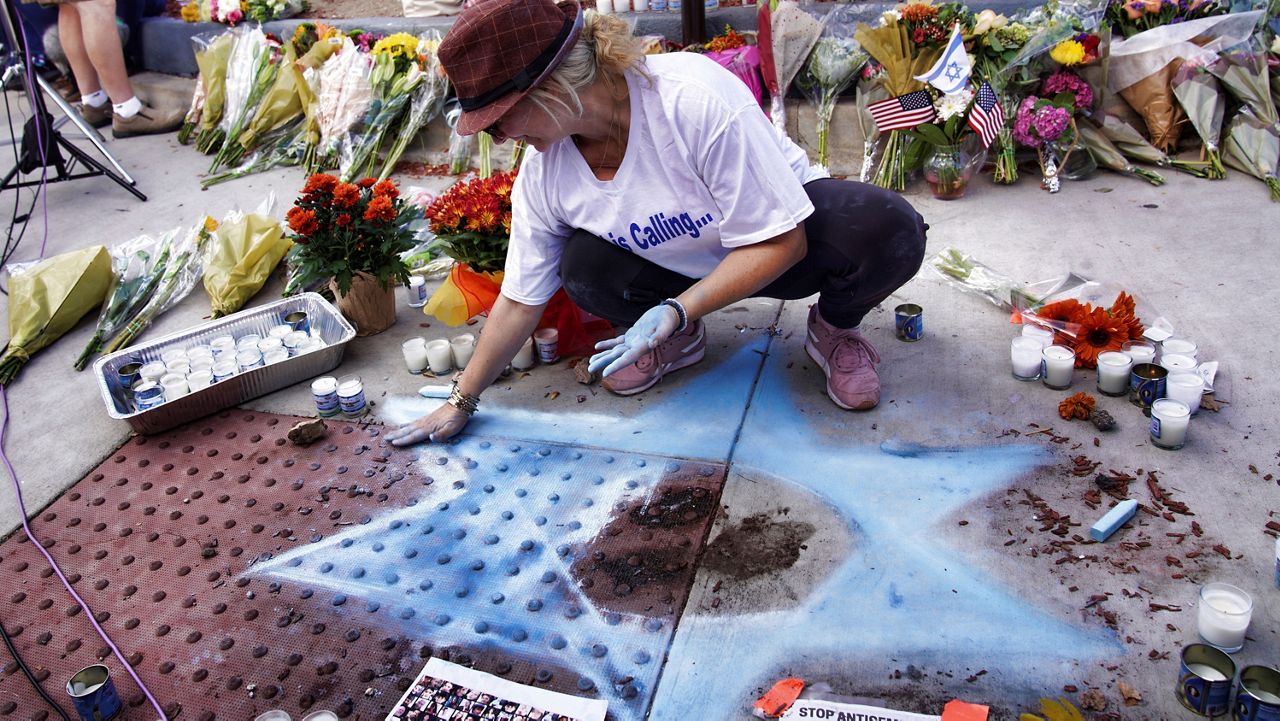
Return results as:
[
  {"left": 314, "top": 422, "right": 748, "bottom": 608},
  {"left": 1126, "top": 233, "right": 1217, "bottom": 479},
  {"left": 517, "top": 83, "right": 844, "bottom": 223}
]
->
[
  {"left": 1161, "top": 353, "right": 1198, "bottom": 373},
  {"left": 1122, "top": 340, "right": 1156, "bottom": 365},
  {"left": 1021, "top": 324, "right": 1054, "bottom": 348},
  {"left": 1096, "top": 351, "right": 1132, "bottom": 396},
  {"left": 1161, "top": 337, "right": 1198, "bottom": 360},
  {"left": 450, "top": 333, "right": 477, "bottom": 370},
  {"left": 1197, "top": 582, "right": 1252, "bottom": 653},
  {"left": 1041, "top": 345, "right": 1075, "bottom": 390},
  {"left": 425, "top": 339, "right": 453, "bottom": 375},
  {"left": 1150, "top": 398, "right": 1190, "bottom": 450},
  {"left": 402, "top": 338, "right": 428, "bottom": 374},
  {"left": 1010, "top": 336, "right": 1042, "bottom": 381},
  {"left": 1166, "top": 372, "right": 1204, "bottom": 416}
]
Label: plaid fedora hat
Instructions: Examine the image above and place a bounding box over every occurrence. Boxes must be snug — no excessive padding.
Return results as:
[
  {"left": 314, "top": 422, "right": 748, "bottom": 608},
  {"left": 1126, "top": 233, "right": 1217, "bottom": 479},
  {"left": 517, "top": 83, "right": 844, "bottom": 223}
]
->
[{"left": 439, "top": 0, "right": 584, "bottom": 136}]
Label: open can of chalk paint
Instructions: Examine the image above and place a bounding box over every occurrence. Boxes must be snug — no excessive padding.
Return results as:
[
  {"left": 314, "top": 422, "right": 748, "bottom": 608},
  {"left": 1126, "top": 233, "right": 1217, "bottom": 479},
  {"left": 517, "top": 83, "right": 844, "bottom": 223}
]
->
[{"left": 67, "top": 664, "right": 121, "bottom": 721}]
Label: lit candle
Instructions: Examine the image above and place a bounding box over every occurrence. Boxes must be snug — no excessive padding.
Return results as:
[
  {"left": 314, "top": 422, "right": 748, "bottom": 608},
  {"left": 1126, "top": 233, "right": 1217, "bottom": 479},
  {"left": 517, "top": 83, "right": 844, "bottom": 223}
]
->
[
  {"left": 511, "top": 336, "right": 536, "bottom": 371},
  {"left": 1122, "top": 340, "right": 1156, "bottom": 365},
  {"left": 1010, "top": 336, "right": 1042, "bottom": 381},
  {"left": 425, "top": 339, "right": 453, "bottom": 376},
  {"left": 1096, "top": 351, "right": 1133, "bottom": 396},
  {"left": 450, "top": 333, "right": 477, "bottom": 370},
  {"left": 1150, "top": 398, "right": 1190, "bottom": 450},
  {"left": 1161, "top": 337, "right": 1198, "bottom": 360},
  {"left": 1197, "top": 583, "right": 1252, "bottom": 652},
  {"left": 1021, "top": 324, "right": 1054, "bottom": 348},
  {"left": 1166, "top": 372, "right": 1204, "bottom": 415},
  {"left": 402, "top": 338, "right": 429, "bottom": 374},
  {"left": 1041, "top": 345, "right": 1075, "bottom": 390}
]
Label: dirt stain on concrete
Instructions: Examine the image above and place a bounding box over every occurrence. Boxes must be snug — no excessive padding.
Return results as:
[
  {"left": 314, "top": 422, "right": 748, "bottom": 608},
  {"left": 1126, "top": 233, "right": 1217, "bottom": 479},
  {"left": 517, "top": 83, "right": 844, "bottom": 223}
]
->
[{"left": 702, "top": 512, "right": 816, "bottom": 579}]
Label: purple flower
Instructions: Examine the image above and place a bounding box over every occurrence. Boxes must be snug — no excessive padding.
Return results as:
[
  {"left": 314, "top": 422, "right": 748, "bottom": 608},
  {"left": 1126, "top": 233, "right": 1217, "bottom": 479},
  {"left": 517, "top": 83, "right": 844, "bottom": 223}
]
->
[
  {"left": 1013, "top": 96, "right": 1043, "bottom": 147},
  {"left": 1033, "top": 105, "right": 1071, "bottom": 142},
  {"left": 1042, "top": 71, "right": 1094, "bottom": 111}
]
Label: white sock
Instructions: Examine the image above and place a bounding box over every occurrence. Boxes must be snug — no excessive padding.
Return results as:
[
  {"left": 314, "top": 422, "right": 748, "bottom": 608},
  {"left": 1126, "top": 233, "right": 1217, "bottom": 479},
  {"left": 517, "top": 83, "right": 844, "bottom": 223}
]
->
[
  {"left": 113, "top": 96, "right": 142, "bottom": 119},
  {"left": 82, "top": 90, "right": 109, "bottom": 108}
]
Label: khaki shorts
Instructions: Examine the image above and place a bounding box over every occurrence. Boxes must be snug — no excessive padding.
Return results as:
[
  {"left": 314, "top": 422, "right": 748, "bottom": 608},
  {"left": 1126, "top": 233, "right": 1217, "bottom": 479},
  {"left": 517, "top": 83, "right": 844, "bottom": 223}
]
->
[{"left": 21, "top": 0, "right": 91, "bottom": 6}]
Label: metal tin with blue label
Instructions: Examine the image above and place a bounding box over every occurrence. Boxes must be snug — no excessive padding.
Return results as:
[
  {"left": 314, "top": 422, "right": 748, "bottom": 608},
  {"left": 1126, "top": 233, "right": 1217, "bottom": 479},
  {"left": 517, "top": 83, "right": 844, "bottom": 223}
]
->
[
  {"left": 115, "top": 362, "right": 142, "bottom": 395},
  {"left": 285, "top": 310, "right": 310, "bottom": 335},
  {"left": 1179, "top": 643, "right": 1236, "bottom": 717},
  {"left": 1236, "top": 666, "right": 1280, "bottom": 721},
  {"left": 1130, "top": 362, "right": 1167, "bottom": 411},
  {"left": 67, "top": 664, "right": 121, "bottom": 721},
  {"left": 894, "top": 303, "right": 924, "bottom": 342},
  {"left": 132, "top": 381, "right": 164, "bottom": 411}
]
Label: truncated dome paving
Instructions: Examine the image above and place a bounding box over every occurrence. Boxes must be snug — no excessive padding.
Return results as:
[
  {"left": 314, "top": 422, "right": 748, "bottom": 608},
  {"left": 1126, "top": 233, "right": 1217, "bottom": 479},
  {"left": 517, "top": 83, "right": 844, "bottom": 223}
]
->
[{"left": 0, "top": 411, "right": 726, "bottom": 720}]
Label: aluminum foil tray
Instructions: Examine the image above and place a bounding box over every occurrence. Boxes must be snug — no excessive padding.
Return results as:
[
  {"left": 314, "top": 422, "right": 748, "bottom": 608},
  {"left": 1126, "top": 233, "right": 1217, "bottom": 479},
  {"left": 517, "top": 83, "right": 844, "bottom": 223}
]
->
[{"left": 92, "top": 293, "right": 355, "bottom": 434}]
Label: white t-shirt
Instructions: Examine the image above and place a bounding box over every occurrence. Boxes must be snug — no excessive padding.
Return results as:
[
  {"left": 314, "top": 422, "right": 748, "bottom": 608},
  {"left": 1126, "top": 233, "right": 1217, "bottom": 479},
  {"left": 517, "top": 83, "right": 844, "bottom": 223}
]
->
[{"left": 500, "top": 52, "right": 829, "bottom": 306}]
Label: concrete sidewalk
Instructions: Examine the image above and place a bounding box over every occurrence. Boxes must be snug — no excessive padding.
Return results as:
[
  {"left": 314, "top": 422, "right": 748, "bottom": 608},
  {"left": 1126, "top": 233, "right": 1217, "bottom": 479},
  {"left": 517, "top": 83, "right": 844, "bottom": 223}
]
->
[{"left": 1, "top": 92, "right": 1277, "bottom": 719}]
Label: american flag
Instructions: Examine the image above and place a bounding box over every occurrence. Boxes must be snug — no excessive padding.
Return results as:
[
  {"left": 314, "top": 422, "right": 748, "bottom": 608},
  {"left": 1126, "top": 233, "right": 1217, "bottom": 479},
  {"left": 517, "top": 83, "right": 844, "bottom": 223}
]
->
[
  {"left": 967, "top": 81, "right": 1004, "bottom": 148},
  {"left": 867, "top": 90, "right": 937, "bottom": 132}
]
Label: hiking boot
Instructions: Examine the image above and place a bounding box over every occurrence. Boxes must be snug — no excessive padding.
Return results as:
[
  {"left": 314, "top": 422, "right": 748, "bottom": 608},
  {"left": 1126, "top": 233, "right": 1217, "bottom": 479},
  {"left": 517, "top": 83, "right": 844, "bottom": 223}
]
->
[
  {"left": 602, "top": 320, "right": 707, "bottom": 396},
  {"left": 805, "top": 305, "right": 882, "bottom": 410},
  {"left": 75, "top": 101, "right": 112, "bottom": 129},
  {"left": 111, "top": 102, "right": 183, "bottom": 138}
]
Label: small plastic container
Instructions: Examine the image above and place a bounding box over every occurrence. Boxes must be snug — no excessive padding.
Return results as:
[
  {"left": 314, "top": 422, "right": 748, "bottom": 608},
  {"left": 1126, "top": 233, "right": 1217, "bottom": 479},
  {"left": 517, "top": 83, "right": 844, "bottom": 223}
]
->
[{"left": 337, "top": 375, "right": 366, "bottom": 417}]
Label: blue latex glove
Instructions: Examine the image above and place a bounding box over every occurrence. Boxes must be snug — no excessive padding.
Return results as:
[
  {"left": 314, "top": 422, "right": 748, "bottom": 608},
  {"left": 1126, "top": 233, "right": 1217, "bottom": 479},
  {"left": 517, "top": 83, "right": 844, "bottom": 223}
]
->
[{"left": 588, "top": 303, "right": 681, "bottom": 377}]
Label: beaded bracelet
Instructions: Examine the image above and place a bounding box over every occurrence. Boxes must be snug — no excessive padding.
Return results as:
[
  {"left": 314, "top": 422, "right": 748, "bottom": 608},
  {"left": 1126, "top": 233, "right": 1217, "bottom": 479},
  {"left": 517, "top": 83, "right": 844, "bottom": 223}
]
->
[{"left": 661, "top": 298, "right": 688, "bottom": 333}]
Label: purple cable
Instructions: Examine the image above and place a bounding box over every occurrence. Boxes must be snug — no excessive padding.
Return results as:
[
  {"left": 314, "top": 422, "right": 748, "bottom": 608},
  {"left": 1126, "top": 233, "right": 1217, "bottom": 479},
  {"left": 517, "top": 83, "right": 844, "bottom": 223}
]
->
[{"left": 5, "top": 16, "right": 165, "bottom": 717}]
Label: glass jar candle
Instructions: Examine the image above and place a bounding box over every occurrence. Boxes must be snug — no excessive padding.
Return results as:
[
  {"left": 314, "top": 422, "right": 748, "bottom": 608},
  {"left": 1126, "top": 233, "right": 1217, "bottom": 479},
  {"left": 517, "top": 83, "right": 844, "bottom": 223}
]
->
[
  {"left": 425, "top": 339, "right": 453, "bottom": 375},
  {"left": 1021, "top": 324, "right": 1054, "bottom": 348},
  {"left": 1122, "top": 340, "right": 1156, "bottom": 365},
  {"left": 402, "top": 338, "right": 429, "bottom": 374},
  {"left": 1041, "top": 345, "right": 1075, "bottom": 390},
  {"left": 1150, "top": 398, "right": 1190, "bottom": 450},
  {"left": 1096, "top": 351, "right": 1133, "bottom": 396},
  {"left": 1166, "top": 372, "right": 1204, "bottom": 416},
  {"left": 1161, "top": 337, "right": 1198, "bottom": 360},
  {"left": 1197, "top": 582, "right": 1252, "bottom": 652},
  {"left": 1010, "top": 336, "right": 1042, "bottom": 381}
]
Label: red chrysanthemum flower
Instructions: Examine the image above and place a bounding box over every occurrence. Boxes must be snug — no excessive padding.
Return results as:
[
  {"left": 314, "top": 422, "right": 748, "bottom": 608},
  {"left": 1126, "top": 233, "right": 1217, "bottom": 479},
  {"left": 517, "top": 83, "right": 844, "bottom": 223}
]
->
[
  {"left": 373, "top": 179, "right": 399, "bottom": 199},
  {"left": 335, "top": 213, "right": 352, "bottom": 227},
  {"left": 287, "top": 207, "right": 318, "bottom": 236},
  {"left": 333, "top": 183, "right": 360, "bottom": 208},
  {"left": 357, "top": 177, "right": 378, "bottom": 188},
  {"left": 363, "top": 195, "right": 397, "bottom": 223},
  {"left": 303, "top": 173, "right": 338, "bottom": 194}
]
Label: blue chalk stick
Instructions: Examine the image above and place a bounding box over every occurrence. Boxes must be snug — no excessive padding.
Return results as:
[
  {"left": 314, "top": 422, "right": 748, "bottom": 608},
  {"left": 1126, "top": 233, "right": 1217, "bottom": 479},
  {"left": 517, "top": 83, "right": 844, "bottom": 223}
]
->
[
  {"left": 418, "top": 384, "right": 451, "bottom": 399},
  {"left": 1090, "top": 499, "right": 1139, "bottom": 542}
]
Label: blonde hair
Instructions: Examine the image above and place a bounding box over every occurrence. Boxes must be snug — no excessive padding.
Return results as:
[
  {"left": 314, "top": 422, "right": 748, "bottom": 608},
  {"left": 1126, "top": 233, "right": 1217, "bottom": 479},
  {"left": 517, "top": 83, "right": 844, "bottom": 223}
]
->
[{"left": 527, "top": 11, "right": 646, "bottom": 121}]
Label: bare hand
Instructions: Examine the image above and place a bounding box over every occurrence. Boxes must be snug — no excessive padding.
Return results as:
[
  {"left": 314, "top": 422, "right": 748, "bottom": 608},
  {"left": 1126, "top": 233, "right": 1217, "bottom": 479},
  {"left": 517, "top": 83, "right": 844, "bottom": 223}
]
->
[{"left": 386, "top": 404, "right": 470, "bottom": 447}]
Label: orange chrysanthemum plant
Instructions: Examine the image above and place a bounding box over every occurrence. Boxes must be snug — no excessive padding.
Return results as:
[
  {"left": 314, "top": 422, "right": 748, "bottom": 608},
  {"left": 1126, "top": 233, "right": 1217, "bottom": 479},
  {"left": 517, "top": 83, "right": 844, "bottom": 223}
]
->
[
  {"left": 424, "top": 170, "right": 516, "bottom": 275},
  {"left": 1029, "top": 291, "right": 1145, "bottom": 369},
  {"left": 287, "top": 173, "right": 418, "bottom": 295}
]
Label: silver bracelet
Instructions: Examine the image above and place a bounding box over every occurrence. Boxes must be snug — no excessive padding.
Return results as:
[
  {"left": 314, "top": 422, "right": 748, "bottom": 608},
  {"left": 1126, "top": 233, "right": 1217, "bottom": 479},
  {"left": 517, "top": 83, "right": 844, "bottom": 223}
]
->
[
  {"left": 447, "top": 381, "right": 480, "bottom": 416},
  {"left": 661, "top": 298, "right": 688, "bottom": 333}
]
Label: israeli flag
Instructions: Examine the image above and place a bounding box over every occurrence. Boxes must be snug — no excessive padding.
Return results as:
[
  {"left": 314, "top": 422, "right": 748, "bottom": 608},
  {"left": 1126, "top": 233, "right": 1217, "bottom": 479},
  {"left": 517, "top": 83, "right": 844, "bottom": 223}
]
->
[{"left": 914, "top": 24, "right": 971, "bottom": 95}]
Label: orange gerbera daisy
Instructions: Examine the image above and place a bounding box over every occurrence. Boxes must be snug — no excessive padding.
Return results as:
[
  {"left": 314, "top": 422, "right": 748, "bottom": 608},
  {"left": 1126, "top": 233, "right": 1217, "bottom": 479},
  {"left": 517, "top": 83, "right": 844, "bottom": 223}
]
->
[
  {"left": 1073, "top": 305, "right": 1130, "bottom": 369},
  {"left": 1034, "top": 298, "right": 1086, "bottom": 345},
  {"left": 1109, "top": 291, "right": 1145, "bottom": 341}
]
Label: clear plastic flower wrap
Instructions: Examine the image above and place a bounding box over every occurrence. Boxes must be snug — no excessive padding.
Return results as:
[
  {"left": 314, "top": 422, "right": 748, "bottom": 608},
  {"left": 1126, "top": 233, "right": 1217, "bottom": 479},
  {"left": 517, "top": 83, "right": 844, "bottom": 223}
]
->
[
  {"left": 795, "top": 5, "right": 869, "bottom": 169},
  {"left": 308, "top": 37, "right": 373, "bottom": 173}
]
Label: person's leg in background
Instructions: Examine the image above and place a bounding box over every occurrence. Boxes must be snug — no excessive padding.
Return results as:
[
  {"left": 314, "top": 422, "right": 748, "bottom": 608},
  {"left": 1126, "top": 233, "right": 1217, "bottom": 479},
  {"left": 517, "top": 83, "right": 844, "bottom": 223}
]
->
[
  {"left": 559, "top": 230, "right": 707, "bottom": 395},
  {"left": 55, "top": 0, "right": 181, "bottom": 135},
  {"left": 757, "top": 177, "right": 928, "bottom": 410}
]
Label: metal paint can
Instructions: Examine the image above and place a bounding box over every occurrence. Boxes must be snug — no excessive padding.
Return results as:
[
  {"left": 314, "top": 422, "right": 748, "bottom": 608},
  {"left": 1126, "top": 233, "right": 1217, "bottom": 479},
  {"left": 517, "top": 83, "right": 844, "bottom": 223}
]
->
[
  {"left": 894, "top": 303, "right": 924, "bottom": 342},
  {"left": 1130, "top": 362, "right": 1167, "bottom": 412},
  {"left": 285, "top": 310, "right": 310, "bottom": 335},
  {"left": 1178, "top": 643, "right": 1237, "bottom": 717},
  {"left": 66, "top": 664, "right": 121, "bottom": 721},
  {"left": 116, "top": 362, "right": 142, "bottom": 394},
  {"left": 1236, "top": 666, "right": 1280, "bottom": 721}
]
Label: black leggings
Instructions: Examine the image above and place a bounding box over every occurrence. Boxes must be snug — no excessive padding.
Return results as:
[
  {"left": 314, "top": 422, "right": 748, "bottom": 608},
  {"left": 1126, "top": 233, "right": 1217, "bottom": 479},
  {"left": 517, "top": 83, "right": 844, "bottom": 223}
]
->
[{"left": 558, "top": 178, "right": 928, "bottom": 329}]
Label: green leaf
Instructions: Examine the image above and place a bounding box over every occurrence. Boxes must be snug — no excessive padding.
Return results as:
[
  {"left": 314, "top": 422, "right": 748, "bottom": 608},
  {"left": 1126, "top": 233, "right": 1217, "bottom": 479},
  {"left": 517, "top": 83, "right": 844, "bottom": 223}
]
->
[{"left": 911, "top": 123, "right": 951, "bottom": 147}]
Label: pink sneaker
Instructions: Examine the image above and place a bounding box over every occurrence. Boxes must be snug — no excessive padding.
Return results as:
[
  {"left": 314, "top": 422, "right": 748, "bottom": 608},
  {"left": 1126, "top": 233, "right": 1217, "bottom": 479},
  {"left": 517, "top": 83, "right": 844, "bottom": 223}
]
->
[
  {"left": 804, "top": 306, "right": 882, "bottom": 410},
  {"left": 602, "top": 320, "right": 707, "bottom": 396}
]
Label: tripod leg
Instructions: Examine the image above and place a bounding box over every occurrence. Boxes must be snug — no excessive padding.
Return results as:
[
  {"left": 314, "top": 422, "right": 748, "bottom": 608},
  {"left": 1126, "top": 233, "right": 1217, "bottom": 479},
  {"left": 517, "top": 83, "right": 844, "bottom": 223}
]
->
[
  {"left": 35, "top": 72, "right": 138, "bottom": 186},
  {"left": 55, "top": 134, "right": 146, "bottom": 201}
]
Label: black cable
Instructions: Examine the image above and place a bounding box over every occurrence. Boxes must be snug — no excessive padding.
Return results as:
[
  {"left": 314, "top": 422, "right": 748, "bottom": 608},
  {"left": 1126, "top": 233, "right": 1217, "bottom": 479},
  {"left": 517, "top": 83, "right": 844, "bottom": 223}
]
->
[{"left": 0, "top": 615, "right": 74, "bottom": 721}]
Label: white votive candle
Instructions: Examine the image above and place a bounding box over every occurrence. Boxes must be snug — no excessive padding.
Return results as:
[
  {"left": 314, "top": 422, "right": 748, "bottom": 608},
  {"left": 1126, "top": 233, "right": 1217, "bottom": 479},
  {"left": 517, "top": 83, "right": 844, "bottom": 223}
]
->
[
  {"left": 187, "top": 369, "right": 213, "bottom": 391},
  {"left": 1161, "top": 353, "right": 1197, "bottom": 373},
  {"left": 1162, "top": 337, "right": 1198, "bottom": 360},
  {"left": 1021, "top": 324, "right": 1054, "bottom": 348},
  {"left": 1150, "top": 398, "right": 1190, "bottom": 450},
  {"left": 160, "top": 373, "right": 190, "bottom": 400},
  {"left": 139, "top": 361, "right": 168, "bottom": 384},
  {"left": 402, "top": 338, "right": 429, "bottom": 374},
  {"left": 450, "top": 333, "right": 476, "bottom": 369},
  {"left": 1096, "top": 351, "right": 1133, "bottom": 396},
  {"left": 511, "top": 336, "right": 536, "bottom": 371},
  {"left": 1122, "top": 340, "right": 1156, "bottom": 365},
  {"left": 425, "top": 339, "right": 453, "bottom": 375},
  {"left": 1010, "top": 336, "right": 1042, "bottom": 381},
  {"left": 1167, "top": 372, "right": 1204, "bottom": 415},
  {"left": 534, "top": 327, "right": 560, "bottom": 364},
  {"left": 1198, "top": 582, "right": 1252, "bottom": 652},
  {"left": 1041, "top": 345, "right": 1075, "bottom": 390}
]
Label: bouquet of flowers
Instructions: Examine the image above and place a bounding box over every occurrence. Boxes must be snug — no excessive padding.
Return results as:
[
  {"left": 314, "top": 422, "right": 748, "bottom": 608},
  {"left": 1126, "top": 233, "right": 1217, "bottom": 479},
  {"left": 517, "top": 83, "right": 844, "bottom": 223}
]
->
[
  {"left": 1027, "top": 291, "right": 1145, "bottom": 369},
  {"left": 204, "top": 200, "right": 293, "bottom": 318},
  {"left": 247, "top": 0, "right": 306, "bottom": 23},
  {"left": 74, "top": 227, "right": 185, "bottom": 370},
  {"left": 854, "top": 64, "right": 891, "bottom": 181},
  {"left": 1172, "top": 58, "right": 1228, "bottom": 177},
  {"left": 908, "top": 85, "right": 987, "bottom": 197},
  {"left": 856, "top": 0, "right": 970, "bottom": 191},
  {"left": 379, "top": 33, "right": 447, "bottom": 179},
  {"left": 1223, "top": 110, "right": 1280, "bottom": 199},
  {"left": 177, "top": 74, "right": 206, "bottom": 145},
  {"left": 757, "top": 1, "right": 825, "bottom": 134},
  {"left": 423, "top": 170, "right": 516, "bottom": 275},
  {"left": 1076, "top": 117, "right": 1167, "bottom": 183},
  {"left": 307, "top": 37, "right": 373, "bottom": 172},
  {"left": 703, "top": 26, "right": 766, "bottom": 107},
  {"left": 1106, "top": 5, "right": 1255, "bottom": 153},
  {"left": 193, "top": 31, "right": 236, "bottom": 153},
  {"left": 339, "top": 33, "right": 425, "bottom": 181},
  {"left": 970, "top": 10, "right": 1033, "bottom": 183},
  {"left": 1012, "top": 70, "right": 1092, "bottom": 191},
  {"left": 285, "top": 174, "right": 418, "bottom": 297},
  {"left": 210, "top": 28, "right": 283, "bottom": 173},
  {"left": 0, "top": 246, "right": 112, "bottom": 385},
  {"left": 219, "top": 42, "right": 303, "bottom": 170},
  {"left": 796, "top": 7, "right": 869, "bottom": 168},
  {"left": 101, "top": 219, "right": 218, "bottom": 354}
]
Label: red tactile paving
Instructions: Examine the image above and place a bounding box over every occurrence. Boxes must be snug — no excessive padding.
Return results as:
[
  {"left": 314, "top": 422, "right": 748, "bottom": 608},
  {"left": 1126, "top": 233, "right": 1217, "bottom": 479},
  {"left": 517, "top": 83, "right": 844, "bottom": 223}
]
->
[{"left": 0, "top": 411, "right": 725, "bottom": 720}]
